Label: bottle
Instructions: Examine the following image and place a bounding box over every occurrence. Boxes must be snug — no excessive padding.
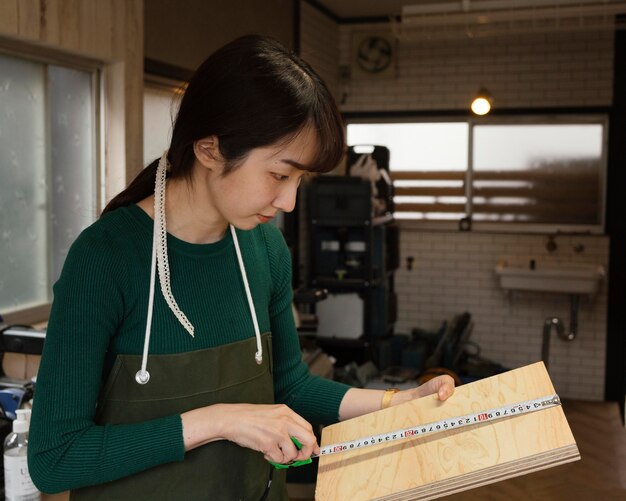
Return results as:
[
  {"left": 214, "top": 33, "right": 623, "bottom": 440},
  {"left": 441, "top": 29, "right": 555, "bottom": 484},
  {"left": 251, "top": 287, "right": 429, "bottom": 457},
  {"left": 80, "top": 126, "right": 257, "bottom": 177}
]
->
[{"left": 3, "top": 409, "right": 40, "bottom": 501}]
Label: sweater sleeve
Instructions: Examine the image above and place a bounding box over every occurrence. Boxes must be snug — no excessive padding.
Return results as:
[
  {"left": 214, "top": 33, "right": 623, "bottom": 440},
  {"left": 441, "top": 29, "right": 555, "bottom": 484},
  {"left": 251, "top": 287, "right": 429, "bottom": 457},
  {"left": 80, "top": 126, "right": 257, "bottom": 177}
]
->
[
  {"left": 28, "top": 227, "right": 185, "bottom": 494},
  {"left": 262, "top": 225, "right": 351, "bottom": 425}
]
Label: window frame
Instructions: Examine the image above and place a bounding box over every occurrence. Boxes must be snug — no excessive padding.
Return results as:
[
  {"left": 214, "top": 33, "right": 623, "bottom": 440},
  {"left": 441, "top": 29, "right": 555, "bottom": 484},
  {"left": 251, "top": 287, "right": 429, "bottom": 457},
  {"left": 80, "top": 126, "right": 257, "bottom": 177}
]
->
[
  {"left": 346, "top": 113, "right": 608, "bottom": 235},
  {"left": 0, "top": 45, "right": 103, "bottom": 324},
  {"left": 143, "top": 72, "right": 186, "bottom": 166}
]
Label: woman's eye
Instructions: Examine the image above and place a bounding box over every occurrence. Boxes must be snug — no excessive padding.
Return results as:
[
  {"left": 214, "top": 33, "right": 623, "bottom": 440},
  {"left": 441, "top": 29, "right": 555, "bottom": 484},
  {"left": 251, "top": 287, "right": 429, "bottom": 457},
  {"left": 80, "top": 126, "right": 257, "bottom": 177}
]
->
[{"left": 272, "top": 173, "right": 289, "bottom": 181}]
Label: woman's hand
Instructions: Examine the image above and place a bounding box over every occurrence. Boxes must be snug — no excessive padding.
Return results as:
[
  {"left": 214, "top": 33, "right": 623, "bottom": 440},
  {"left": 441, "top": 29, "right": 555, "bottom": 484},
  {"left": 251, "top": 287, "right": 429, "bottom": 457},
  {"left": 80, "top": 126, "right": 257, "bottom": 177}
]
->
[
  {"left": 181, "top": 403, "right": 319, "bottom": 465},
  {"left": 338, "top": 375, "right": 456, "bottom": 421},
  {"left": 390, "top": 375, "right": 456, "bottom": 407}
]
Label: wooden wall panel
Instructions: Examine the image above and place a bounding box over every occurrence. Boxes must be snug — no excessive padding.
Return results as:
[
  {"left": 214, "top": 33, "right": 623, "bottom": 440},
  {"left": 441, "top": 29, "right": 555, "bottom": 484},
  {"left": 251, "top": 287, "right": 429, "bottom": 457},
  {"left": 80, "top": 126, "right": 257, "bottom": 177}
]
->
[
  {"left": 122, "top": 0, "right": 144, "bottom": 181},
  {"left": 58, "top": 0, "right": 80, "bottom": 51},
  {"left": 78, "top": 0, "right": 98, "bottom": 56},
  {"left": 0, "top": 1, "right": 19, "bottom": 35},
  {"left": 94, "top": 0, "right": 113, "bottom": 61},
  {"left": 144, "top": 0, "right": 294, "bottom": 71},
  {"left": 39, "top": 0, "right": 60, "bottom": 46},
  {"left": 17, "top": 0, "right": 40, "bottom": 40}
]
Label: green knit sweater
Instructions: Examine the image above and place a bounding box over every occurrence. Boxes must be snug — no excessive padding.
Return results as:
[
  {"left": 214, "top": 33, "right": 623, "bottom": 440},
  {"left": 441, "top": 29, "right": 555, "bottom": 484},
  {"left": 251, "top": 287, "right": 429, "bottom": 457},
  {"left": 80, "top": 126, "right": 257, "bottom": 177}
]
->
[{"left": 28, "top": 204, "right": 350, "bottom": 493}]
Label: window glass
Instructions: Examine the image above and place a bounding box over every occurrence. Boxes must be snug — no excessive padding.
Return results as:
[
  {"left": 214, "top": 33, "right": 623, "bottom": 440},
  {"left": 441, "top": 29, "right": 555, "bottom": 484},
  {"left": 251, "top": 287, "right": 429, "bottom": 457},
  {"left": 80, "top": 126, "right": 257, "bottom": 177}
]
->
[
  {"left": 0, "top": 55, "right": 48, "bottom": 312},
  {"left": 0, "top": 54, "right": 96, "bottom": 314},
  {"left": 48, "top": 65, "right": 96, "bottom": 278},
  {"left": 473, "top": 124, "right": 603, "bottom": 225},
  {"left": 347, "top": 123, "right": 468, "bottom": 220},
  {"left": 143, "top": 84, "right": 181, "bottom": 166},
  {"left": 347, "top": 120, "right": 605, "bottom": 229}
]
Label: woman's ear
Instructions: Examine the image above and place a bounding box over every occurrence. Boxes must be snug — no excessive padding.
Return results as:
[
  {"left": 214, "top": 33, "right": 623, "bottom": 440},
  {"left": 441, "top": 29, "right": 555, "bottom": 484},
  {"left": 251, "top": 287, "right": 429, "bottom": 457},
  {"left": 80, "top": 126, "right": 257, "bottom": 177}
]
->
[{"left": 193, "top": 136, "right": 222, "bottom": 169}]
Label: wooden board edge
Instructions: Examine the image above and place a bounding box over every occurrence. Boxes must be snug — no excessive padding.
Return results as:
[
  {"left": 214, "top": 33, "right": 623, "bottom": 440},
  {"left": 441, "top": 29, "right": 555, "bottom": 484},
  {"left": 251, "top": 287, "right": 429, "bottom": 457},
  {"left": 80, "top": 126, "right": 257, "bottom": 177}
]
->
[{"left": 373, "top": 445, "right": 581, "bottom": 501}]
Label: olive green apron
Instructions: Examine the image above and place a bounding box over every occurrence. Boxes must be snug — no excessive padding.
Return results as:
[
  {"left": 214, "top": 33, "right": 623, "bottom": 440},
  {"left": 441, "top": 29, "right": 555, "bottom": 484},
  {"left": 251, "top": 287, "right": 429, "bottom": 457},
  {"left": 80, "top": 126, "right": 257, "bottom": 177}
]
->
[{"left": 71, "top": 333, "right": 287, "bottom": 500}]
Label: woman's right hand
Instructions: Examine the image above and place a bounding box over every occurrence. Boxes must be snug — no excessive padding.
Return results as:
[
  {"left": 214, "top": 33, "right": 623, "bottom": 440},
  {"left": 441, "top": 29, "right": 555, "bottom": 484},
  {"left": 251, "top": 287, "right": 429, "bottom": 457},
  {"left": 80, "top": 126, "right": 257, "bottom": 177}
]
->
[{"left": 181, "top": 403, "right": 319, "bottom": 465}]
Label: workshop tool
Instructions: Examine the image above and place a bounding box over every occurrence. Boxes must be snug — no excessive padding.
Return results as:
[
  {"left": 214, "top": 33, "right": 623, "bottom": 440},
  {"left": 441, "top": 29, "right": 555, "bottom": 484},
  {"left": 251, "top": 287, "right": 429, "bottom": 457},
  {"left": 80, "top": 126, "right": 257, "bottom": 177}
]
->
[
  {"left": 271, "top": 393, "right": 561, "bottom": 468},
  {"left": 315, "top": 394, "right": 560, "bottom": 459}
]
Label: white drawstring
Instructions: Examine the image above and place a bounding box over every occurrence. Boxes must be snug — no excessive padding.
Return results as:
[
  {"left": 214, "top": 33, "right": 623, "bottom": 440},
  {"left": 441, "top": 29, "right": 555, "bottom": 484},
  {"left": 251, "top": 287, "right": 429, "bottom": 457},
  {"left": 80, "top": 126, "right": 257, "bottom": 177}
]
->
[
  {"left": 135, "top": 224, "right": 157, "bottom": 385},
  {"left": 136, "top": 152, "right": 173, "bottom": 384},
  {"left": 230, "top": 225, "right": 263, "bottom": 365},
  {"left": 136, "top": 151, "right": 263, "bottom": 385}
]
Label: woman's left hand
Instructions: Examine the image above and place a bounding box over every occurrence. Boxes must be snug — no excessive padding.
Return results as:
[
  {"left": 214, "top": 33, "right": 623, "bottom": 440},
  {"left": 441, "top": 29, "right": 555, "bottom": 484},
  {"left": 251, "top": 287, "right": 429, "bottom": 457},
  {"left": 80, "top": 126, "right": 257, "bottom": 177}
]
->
[
  {"left": 391, "top": 375, "right": 456, "bottom": 407},
  {"left": 339, "top": 375, "right": 457, "bottom": 421}
]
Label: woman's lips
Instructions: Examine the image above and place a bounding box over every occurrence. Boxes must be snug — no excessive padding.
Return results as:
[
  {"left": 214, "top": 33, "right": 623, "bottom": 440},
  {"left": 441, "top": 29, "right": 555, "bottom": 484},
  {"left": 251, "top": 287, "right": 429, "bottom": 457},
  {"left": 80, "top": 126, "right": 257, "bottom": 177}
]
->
[{"left": 257, "top": 214, "right": 274, "bottom": 223}]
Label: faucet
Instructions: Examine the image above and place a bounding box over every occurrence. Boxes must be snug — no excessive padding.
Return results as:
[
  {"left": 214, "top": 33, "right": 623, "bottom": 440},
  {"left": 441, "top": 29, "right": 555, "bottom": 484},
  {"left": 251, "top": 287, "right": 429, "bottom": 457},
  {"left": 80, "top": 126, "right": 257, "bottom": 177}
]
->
[{"left": 542, "top": 309, "right": 577, "bottom": 371}]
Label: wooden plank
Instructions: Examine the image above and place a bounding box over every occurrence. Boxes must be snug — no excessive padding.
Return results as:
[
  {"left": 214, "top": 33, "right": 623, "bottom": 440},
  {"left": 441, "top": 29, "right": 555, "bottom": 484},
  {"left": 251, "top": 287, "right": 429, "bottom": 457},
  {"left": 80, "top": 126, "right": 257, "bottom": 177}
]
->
[
  {"left": 316, "top": 362, "right": 579, "bottom": 501},
  {"left": 40, "top": 0, "right": 61, "bottom": 45},
  {"left": 393, "top": 202, "right": 465, "bottom": 213},
  {"left": 473, "top": 185, "right": 599, "bottom": 199},
  {"left": 473, "top": 169, "right": 598, "bottom": 182},
  {"left": 78, "top": 0, "right": 97, "bottom": 55},
  {"left": 17, "top": 0, "right": 40, "bottom": 40},
  {"left": 471, "top": 202, "right": 597, "bottom": 216},
  {"left": 0, "top": 0, "right": 19, "bottom": 35},
  {"left": 94, "top": 0, "right": 113, "bottom": 60},
  {"left": 394, "top": 186, "right": 466, "bottom": 197},
  {"left": 391, "top": 171, "right": 465, "bottom": 181},
  {"left": 58, "top": 0, "right": 80, "bottom": 51},
  {"left": 394, "top": 201, "right": 596, "bottom": 218},
  {"left": 110, "top": 0, "right": 126, "bottom": 59},
  {"left": 122, "top": 0, "right": 144, "bottom": 182},
  {"left": 393, "top": 186, "right": 598, "bottom": 201},
  {"left": 390, "top": 169, "right": 598, "bottom": 184},
  {"left": 443, "top": 400, "right": 626, "bottom": 500}
]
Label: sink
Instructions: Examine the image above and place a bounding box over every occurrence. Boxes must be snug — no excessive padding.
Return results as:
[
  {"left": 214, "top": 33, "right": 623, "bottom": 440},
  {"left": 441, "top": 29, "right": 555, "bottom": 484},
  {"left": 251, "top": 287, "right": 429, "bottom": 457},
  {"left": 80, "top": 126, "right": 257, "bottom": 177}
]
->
[{"left": 495, "top": 259, "right": 605, "bottom": 295}]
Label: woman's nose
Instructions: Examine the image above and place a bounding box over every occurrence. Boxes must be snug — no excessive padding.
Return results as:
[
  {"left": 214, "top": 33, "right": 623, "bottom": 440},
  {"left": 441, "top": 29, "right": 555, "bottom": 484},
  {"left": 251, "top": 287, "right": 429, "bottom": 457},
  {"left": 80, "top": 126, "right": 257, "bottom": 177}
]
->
[{"left": 273, "top": 183, "right": 298, "bottom": 213}]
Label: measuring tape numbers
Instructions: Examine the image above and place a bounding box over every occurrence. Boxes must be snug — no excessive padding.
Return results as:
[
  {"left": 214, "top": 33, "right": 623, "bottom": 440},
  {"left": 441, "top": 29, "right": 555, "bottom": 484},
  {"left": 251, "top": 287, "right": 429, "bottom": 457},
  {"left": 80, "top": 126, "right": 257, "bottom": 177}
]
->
[{"left": 315, "top": 394, "right": 561, "bottom": 459}]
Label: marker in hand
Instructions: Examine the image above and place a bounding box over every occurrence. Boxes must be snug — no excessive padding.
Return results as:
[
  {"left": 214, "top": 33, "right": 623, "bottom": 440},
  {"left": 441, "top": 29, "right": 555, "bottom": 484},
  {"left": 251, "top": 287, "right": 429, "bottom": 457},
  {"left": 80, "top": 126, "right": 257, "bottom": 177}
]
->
[{"left": 268, "top": 437, "right": 313, "bottom": 469}]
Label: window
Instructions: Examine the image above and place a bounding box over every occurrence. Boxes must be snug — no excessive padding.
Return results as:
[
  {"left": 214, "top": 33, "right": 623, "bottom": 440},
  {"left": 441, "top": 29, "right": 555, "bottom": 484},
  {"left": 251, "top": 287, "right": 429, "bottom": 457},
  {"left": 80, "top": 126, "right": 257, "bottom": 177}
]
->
[
  {"left": 472, "top": 124, "right": 603, "bottom": 226},
  {"left": 0, "top": 53, "right": 98, "bottom": 319},
  {"left": 143, "top": 79, "right": 183, "bottom": 166},
  {"left": 347, "top": 118, "right": 606, "bottom": 232},
  {"left": 349, "top": 122, "right": 468, "bottom": 221}
]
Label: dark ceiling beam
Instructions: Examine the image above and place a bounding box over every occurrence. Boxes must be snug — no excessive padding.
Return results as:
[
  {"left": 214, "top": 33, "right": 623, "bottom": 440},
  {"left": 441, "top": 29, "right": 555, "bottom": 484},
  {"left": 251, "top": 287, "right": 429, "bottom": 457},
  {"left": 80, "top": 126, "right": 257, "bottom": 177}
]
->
[{"left": 302, "top": 0, "right": 396, "bottom": 24}]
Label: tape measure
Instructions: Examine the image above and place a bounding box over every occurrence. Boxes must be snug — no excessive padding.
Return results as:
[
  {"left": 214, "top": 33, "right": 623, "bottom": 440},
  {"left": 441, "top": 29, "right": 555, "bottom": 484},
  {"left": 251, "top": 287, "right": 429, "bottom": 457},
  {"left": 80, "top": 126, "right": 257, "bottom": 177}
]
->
[{"left": 313, "top": 394, "right": 561, "bottom": 460}]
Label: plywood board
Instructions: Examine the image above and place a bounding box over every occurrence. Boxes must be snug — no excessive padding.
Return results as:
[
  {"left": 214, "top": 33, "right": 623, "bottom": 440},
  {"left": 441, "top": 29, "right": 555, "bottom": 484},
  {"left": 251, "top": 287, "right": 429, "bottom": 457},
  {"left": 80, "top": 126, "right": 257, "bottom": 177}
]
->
[{"left": 316, "top": 362, "right": 580, "bottom": 501}]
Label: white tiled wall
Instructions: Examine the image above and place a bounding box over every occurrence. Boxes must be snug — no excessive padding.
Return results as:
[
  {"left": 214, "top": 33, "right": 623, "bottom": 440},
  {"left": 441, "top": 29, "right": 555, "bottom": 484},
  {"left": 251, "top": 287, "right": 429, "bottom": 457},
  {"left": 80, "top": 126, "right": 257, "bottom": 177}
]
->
[
  {"left": 300, "top": 2, "right": 341, "bottom": 102},
  {"left": 338, "top": 23, "right": 613, "bottom": 111},
  {"left": 395, "top": 231, "right": 609, "bottom": 400},
  {"left": 299, "top": 9, "right": 613, "bottom": 400}
]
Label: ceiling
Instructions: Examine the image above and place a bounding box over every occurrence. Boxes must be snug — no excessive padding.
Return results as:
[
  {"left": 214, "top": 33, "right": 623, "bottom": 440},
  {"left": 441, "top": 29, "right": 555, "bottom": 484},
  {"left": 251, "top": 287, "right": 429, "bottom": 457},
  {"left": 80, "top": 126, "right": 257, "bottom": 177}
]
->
[
  {"left": 314, "top": 0, "right": 626, "bottom": 21},
  {"left": 314, "top": 0, "right": 409, "bottom": 19},
  {"left": 313, "top": 0, "right": 626, "bottom": 40}
]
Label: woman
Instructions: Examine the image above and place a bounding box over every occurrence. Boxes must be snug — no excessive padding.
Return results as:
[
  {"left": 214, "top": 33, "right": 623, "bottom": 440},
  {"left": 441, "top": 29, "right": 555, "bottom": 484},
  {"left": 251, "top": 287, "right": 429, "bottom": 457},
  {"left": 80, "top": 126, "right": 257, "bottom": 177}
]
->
[{"left": 28, "top": 35, "right": 454, "bottom": 500}]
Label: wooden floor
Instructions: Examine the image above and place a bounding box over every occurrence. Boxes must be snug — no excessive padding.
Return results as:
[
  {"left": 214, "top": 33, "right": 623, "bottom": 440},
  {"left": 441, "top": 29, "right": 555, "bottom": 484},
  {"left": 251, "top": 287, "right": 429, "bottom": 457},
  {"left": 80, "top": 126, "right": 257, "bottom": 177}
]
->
[{"left": 288, "top": 400, "right": 626, "bottom": 501}]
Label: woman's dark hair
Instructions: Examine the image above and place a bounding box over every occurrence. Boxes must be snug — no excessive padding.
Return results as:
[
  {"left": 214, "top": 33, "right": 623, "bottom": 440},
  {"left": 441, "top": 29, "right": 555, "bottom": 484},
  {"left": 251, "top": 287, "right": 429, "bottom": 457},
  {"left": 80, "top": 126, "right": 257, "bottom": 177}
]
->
[{"left": 103, "top": 35, "right": 345, "bottom": 215}]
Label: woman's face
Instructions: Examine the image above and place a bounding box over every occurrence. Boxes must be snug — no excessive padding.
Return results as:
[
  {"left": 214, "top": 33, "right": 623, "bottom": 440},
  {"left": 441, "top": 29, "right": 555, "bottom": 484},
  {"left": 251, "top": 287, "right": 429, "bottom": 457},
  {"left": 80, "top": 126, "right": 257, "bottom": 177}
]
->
[{"left": 204, "top": 125, "right": 319, "bottom": 230}]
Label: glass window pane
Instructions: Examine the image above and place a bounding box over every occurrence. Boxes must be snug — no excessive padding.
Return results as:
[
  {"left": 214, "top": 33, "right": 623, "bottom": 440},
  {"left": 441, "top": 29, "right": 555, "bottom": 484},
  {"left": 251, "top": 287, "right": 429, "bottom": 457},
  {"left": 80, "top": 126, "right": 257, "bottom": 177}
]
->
[
  {"left": 0, "top": 55, "right": 96, "bottom": 315},
  {"left": 48, "top": 65, "right": 96, "bottom": 279},
  {"left": 0, "top": 54, "right": 48, "bottom": 312},
  {"left": 473, "top": 124, "right": 603, "bottom": 225},
  {"left": 347, "top": 123, "right": 468, "bottom": 171},
  {"left": 347, "top": 122, "right": 468, "bottom": 220},
  {"left": 143, "top": 85, "right": 180, "bottom": 166}
]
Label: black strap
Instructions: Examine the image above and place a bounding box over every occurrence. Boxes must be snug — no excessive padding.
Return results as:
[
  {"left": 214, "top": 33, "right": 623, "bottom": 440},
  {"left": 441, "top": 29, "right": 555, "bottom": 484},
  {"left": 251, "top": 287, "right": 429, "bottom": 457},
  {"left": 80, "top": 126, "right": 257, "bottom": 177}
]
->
[{"left": 258, "top": 465, "right": 274, "bottom": 501}]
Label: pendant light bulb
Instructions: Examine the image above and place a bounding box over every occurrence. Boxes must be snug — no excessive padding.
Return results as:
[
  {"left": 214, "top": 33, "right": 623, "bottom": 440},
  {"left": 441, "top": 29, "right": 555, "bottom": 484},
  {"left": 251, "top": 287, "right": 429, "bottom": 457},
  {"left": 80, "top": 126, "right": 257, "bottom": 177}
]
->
[{"left": 471, "top": 88, "right": 493, "bottom": 116}]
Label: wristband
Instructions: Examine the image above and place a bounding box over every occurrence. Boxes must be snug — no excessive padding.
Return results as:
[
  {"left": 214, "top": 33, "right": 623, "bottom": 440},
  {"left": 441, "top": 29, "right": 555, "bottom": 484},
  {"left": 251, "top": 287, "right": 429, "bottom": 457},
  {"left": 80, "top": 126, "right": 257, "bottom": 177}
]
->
[{"left": 381, "top": 388, "right": 400, "bottom": 409}]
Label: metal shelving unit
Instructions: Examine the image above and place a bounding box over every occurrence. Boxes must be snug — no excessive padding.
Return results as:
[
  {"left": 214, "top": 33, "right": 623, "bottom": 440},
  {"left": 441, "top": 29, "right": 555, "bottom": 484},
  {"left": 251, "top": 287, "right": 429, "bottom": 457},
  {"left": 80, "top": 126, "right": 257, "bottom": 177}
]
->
[{"left": 307, "top": 176, "right": 398, "bottom": 367}]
